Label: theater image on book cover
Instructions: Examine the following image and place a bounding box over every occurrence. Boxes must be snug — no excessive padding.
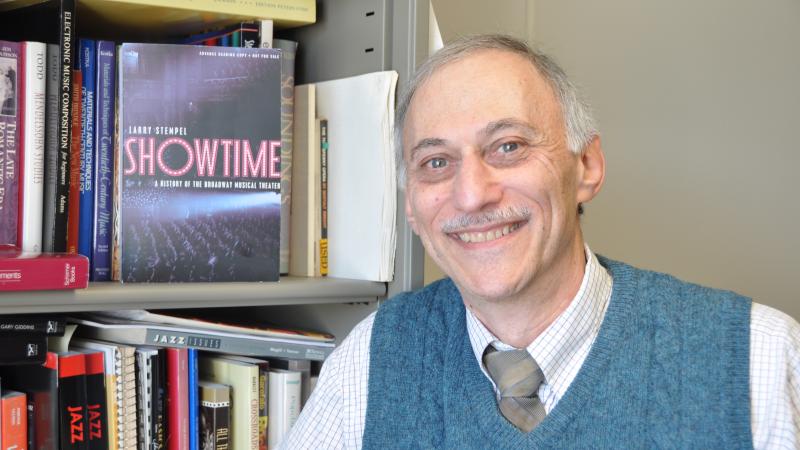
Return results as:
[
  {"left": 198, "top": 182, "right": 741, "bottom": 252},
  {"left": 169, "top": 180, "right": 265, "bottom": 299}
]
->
[{"left": 118, "top": 43, "right": 282, "bottom": 282}]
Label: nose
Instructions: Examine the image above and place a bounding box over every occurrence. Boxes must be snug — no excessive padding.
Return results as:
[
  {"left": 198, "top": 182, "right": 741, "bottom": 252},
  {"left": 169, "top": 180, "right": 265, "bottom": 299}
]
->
[{"left": 451, "top": 152, "right": 502, "bottom": 212}]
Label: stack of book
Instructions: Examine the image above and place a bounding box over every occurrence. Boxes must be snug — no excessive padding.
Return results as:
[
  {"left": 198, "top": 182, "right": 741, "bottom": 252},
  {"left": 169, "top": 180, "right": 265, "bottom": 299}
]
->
[{"left": 0, "top": 311, "right": 328, "bottom": 450}]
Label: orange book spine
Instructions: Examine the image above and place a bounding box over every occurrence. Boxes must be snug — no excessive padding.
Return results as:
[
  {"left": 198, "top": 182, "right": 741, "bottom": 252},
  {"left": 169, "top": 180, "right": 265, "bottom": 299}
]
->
[{"left": 1, "top": 390, "right": 28, "bottom": 450}]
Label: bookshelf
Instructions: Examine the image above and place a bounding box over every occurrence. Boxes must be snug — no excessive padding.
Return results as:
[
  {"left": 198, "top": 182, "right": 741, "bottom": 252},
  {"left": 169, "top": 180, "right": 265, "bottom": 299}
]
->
[{"left": 0, "top": 0, "right": 428, "bottom": 331}]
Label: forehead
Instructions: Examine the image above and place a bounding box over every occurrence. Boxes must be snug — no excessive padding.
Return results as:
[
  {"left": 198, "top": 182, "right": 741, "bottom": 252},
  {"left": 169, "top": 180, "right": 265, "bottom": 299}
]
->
[{"left": 404, "top": 49, "right": 561, "bottom": 146}]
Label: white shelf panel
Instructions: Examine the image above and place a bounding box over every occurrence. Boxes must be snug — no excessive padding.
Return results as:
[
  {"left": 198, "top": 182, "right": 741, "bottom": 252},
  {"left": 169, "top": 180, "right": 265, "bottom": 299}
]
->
[{"left": 0, "top": 277, "right": 386, "bottom": 314}]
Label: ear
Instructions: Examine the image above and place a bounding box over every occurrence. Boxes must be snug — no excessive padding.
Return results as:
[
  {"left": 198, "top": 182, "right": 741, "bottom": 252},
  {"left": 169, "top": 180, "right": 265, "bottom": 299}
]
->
[
  {"left": 404, "top": 192, "right": 420, "bottom": 235},
  {"left": 576, "top": 135, "right": 606, "bottom": 204}
]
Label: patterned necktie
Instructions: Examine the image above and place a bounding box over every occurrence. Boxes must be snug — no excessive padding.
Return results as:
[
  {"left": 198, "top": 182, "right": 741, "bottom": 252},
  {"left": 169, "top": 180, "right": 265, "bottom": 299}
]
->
[{"left": 482, "top": 347, "right": 547, "bottom": 433}]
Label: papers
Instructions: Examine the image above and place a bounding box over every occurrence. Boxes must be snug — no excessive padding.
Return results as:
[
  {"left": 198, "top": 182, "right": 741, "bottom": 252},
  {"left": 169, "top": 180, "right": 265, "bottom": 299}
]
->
[{"left": 315, "top": 71, "right": 398, "bottom": 282}]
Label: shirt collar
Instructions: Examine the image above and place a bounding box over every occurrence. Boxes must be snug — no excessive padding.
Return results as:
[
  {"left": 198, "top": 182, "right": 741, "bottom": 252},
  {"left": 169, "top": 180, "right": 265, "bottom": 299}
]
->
[{"left": 466, "top": 244, "right": 613, "bottom": 403}]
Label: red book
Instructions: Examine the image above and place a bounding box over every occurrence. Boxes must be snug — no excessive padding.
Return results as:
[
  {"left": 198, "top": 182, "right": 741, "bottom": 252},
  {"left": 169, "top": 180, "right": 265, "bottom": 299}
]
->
[
  {"left": 66, "top": 69, "right": 83, "bottom": 254},
  {"left": 166, "top": 348, "right": 189, "bottom": 450},
  {"left": 0, "top": 250, "right": 89, "bottom": 291},
  {"left": 58, "top": 352, "right": 88, "bottom": 450},
  {"left": 2, "top": 390, "right": 28, "bottom": 450},
  {"left": 82, "top": 352, "right": 108, "bottom": 450}
]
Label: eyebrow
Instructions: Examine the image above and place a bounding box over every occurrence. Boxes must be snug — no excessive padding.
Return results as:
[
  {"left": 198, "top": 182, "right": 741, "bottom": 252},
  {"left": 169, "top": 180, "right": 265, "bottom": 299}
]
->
[
  {"left": 479, "top": 118, "right": 539, "bottom": 139},
  {"left": 408, "top": 137, "right": 449, "bottom": 162}
]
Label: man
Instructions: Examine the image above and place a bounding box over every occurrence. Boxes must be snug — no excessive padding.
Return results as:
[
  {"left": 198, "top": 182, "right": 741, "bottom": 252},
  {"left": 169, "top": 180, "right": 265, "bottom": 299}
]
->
[{"left": 282, "top": 35, "right": 799, "bottom": 449}]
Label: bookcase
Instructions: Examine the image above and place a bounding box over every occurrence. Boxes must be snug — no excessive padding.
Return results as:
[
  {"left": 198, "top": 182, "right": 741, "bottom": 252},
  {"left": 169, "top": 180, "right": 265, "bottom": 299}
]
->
[{"left": 0, "top": 0, "right": 429, "bottom": 341}]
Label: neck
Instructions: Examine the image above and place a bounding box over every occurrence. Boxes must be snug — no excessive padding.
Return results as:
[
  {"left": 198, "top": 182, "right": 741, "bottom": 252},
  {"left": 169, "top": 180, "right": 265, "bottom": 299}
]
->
[{"left": 465, "top": 235, "right": 587, "bottom": 348}]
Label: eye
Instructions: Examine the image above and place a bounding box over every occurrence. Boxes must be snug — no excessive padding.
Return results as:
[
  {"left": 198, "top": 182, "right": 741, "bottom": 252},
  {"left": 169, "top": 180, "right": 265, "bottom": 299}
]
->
[
  {"left": 498, "top": 142, "right": 520, "bottom": 153},
  {"left": 425, "top": 157, "right": 448, "bottom": 169}
]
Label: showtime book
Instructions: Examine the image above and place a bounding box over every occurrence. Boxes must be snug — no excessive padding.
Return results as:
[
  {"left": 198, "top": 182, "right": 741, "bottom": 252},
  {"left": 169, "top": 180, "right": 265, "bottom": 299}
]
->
[{"left": 117, "top": 43, "right": 281, "bottom": 282}]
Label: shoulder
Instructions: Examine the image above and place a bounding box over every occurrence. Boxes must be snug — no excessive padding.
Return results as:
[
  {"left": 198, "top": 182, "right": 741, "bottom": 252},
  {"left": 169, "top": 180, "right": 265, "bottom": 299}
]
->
[{"left": 751, "top": 302, "right": 800, "bottom": 357}]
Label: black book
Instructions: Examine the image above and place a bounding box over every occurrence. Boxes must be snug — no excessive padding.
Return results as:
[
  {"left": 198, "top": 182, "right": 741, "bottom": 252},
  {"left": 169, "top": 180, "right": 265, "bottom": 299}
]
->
[
  {"left": 0, "top": 352, "right": 59, "bottom": 450},
  {"left": 0, "top": 316, "right": 65, "bottom": 335},
  {"left": 0, "top": 0, "right": 76, "bottom": 252},
  {"left": 153, "top": 348, "right": 166, "bottom": 450},
  {"left": 82, "top": 351, "right": 108, "bottom": 450},
  {"left": 0, "top": 334, "right": 48, "bottom": 365},
  {"left": 198, "top": 381, "right": 230, "bottom": 450},
  {"left": 57, "top": 352, "right": 89, "bottom": 450}
]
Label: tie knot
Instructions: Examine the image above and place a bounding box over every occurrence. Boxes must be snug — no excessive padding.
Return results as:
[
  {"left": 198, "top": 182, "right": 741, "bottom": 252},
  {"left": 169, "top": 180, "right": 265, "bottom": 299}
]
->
[{"left": 483, "top": 347, "right": 545, "bottom": 398}]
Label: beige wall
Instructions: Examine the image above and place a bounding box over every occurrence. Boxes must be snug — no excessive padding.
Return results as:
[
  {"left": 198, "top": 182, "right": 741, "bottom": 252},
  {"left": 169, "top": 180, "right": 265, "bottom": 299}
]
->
[{"left": 422, "top": 0, "right": 800, "bottom": 320}]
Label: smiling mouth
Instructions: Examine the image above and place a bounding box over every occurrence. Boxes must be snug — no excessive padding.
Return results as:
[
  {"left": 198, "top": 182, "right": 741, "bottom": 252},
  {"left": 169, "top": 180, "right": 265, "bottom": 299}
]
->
[{"left": 451, "top": 222, "right": 523, "bottom": 244}]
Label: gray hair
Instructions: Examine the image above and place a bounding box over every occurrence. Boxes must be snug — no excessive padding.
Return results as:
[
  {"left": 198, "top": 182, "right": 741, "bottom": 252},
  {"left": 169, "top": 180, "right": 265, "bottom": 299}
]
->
[{"left": 395, "top": 34, "right": 598, "bottom": 188}]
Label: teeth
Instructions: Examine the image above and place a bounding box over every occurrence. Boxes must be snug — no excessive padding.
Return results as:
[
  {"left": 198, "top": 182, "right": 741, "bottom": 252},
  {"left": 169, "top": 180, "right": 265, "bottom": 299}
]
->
[{"left": 455, "top": 223, "right": 520, "bottom": 243}]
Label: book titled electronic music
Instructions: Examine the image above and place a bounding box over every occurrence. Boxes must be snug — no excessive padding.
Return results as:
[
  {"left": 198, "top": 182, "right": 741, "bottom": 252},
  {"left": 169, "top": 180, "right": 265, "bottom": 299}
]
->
[
  {"left": 117, "top": 43, "right": 282, "bottom": 282},
  {"left": 0, "top": 251, "right": 89, "bottom": 291}
]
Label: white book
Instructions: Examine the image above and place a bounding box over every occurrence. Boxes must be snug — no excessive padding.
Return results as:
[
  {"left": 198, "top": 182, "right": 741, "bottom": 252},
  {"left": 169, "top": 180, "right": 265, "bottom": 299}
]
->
[
  {"left": 267, "top": 369, "right": 301, "bottom": 449},
  {"left": 19, "top": 41, "right": 46, "bottom": 253},
  {"left": 259, "top": 19, "right": 273, "bottom": 48}
]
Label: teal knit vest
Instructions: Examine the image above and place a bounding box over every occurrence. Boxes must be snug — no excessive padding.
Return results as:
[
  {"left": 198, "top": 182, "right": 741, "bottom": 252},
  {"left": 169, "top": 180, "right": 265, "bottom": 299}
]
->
[{"left": 362, "top": 257, "right": 753, "bottom": 449}]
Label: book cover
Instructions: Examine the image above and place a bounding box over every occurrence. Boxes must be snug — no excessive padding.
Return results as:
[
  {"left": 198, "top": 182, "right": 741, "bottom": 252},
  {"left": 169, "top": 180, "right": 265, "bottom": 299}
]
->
[
  {"left": 18, "top": 40, "right": 46, "bottom": 253},
  {"left": 0, "top": 0, "right": 76, "bottom": 253},
  {"left": 0, "top": 333, "right": 47, "bottom": 365},
  {"left": 0, "top": 352, "right": 59, "bottom": 450},
  {"left": 57, "top": 351, "right": 89, "bottom": 450},
  {"left": 0, "top": 250, "right": 89, "bottom": 291},
  {"left": 117, "top": 43, "right": 282, "bottom": 282},
  {"left": 82, "top": 351, "right": 108, "bottom": 450},
  {"left": 91, "top": 41, "right": 115, "bottom": 281},
  {"left": 1, "top": 390, "right": 28, "bottom": 450},
  {"left": 0, "top": 316, "right": 64, "bottom": 335},
  {"left": 0, "top": 41, "right": 20, "bottom": 248},
  {"left": 198, "top": 356, "right": 258, "bottom": 450},
  {"left": 198, "top": 382, "right": 229, "bottom": 450},
  {"left": 288, "top": 84, "right": 317, "bottom": 277},
  {"left": 134, "top": 346, "right": 165, "bottom": 450},
  {"left": 71, "top": 315, "right": 334, "bottom": 361},
  {"left": 266, "top": 369, "right": 300, "bottom": 450},
  {"left": 43, "top": 43, "right": 60, "bottom": 253},
  {"left": 166, "top": 348, "right": 188, "bottom": 450},
  {"left": 273, "top": 39, "right": 297, "bottom": 276},
  {"left": 77, "top": 39, "right": 96, "bottom": 261},
  {"left": 270, "top": 359, "right": 310, "bottom": 407},
  {"left": 187, "top": 348, "right": 199, "bottom": 450},
  {"left": 221, "top": 356, "right": 268, "bottom": 450},
  {"left": 319, "top": 118, "right": 328, "bottom": 276}
]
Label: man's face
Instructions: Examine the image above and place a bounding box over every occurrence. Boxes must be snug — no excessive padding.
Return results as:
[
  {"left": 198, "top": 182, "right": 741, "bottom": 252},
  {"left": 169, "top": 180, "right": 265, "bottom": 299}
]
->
[{"left": 403, "top": 49, "right": 602, "bottom": 303}]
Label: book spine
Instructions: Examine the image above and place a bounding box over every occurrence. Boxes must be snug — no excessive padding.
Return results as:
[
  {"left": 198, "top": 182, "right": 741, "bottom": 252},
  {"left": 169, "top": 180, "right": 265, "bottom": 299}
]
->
[
  {"left": 239, "top": 25, "right": 259, "bottom": 48},
  {"left": 0, "top": 317, "right": 64, "bottom": 335},
  {"left": 135, "top": 350, "right": 152, "bottom": 450},
  {"left": 43, "top": 44, "right": 60, "bottom": 253},
  {"left": 166, "top": 348, "right": 189, "bottom": 450},
  {"left": 58, "top": 353, "right": 89, "bottom": 450},
  {"left": 0, "top": 351, "right": 59, "bottom": 450},
  {"left": 199, "top": 395, "right": 229, "bottom": 450},
  {"left": 55, "top": 0, "right": 76, "bottom": 253},
  {"left": 18, "top": 41, "right": 46, "bottom": 253},
  {"left": 0, "top": 41, "right": 21, "bottom": 247},
  {"left": 153, "top": 349, "right": 166, "bottom": 450},
  {"left": 0, "top": 333, "right": 47, "bottom": 365},
  {"left": 110, "top": 48, "right": 121, "bottom": 281},
  {"left": 256, "top": 365, "right": 268, "bottom": 450},
  {"left": 27, "top": 397, "right": 36, "bottom": 450},
  {"left": 266, "top": 370, "right": 300, "bottom": 450},
  {"left": 258, "top": 20, "right": 273, "bottom": 48},
  {"left": 91, "top": 41, "right": 116, "bottom": 281},
  {"left": 319, "top": 119, "right": 328, "bottom": 276},
  {"left": 66, "top": 66, "right": 82, "bottom": 254},
  {"left": 0, "top": 253, "right": 89, "bottom": 291},
  {"left": 274, "top": 39, "right": 296, "bottom": 276},
  {"left": 1, "top": 391, "right": 28, "bottom": 450},
  {"left": 84, "top": 352, "right": 109, "bottom": 450},
  {"left": 187, "top": 349, "right": 199, "bottom": 450},
  {"left": 77, "top": 39, "right": 95, "bottom": 261}
]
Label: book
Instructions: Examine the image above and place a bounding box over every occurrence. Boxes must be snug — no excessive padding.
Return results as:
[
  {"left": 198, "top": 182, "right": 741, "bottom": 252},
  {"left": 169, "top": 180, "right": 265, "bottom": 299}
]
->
[
  {"left": 178, "top": 22, "right": 260, "bottom": 48},
  {"left": 0, "top": 0, "right": 76, "bottom": 253},
  {"left": 198, "top": 356, "right": 258, "bottom": 450},
  {"left": 0, "top": 352, "right": 59, "bottom": 450},
  {"left": 117, "top": 43, "right": 282, "bottom": 283},
  {"left": 77, "top": 39, "right": 96, "bottom": 262},
  {"left": 0, "top": 251, "right": 89, "bottom": 291},
  {"left": 269, "top": 359, "right": 310, "bottom": 407},
  {"left": 288, "top": 84, "right": 318, "bottom": 277},
  {"left": 0, "top": 317, "right": 64, "bottom": 335},
  {"left": 0, "top": 41, "right": 21, "bottom": 248},
  {"left": 187, "top": 349, "right": 199, "bottom": 450},
  {"left": 319, "top": 118, "right": 328, "bottom": 277},
  {"left": 82, "top": 351, "right": 109, "bottom": 450},
  {"left": 266, "top": 369, "right": 300, "bottom": 449},
  {"left": 0, "top": 333, "right": 47, "bottom": 365},
  {"left": 1, "top": 390, "right": 28, "bottom": 450},
  {"left": 27, "top": 398, "right": 35, "bottom": 450},
  {"left": 18, "top": 40, "right": 47, "bottom": 253},
  {"left": 258, "top": 20, "right": 273, "bottom": 49},
  {"left": 273, "top": 39, "right": 297, "bottom": 276},
  {"left": 166, "top": 348, "right": 189, "bottom": 450},
  {"left": 57, "top": 351, "right": 89, "bottom": 450},
  {"left": 198, "top": 382, "right": 229, "bottom": 450},
  {"left": 90, "top": 41, "right": 115, "bottom": 281},
  {"left": 135, "top": 346, "right": 165, "bottom": 450},
  {"left": 66, "top": 58, "right": 82, "bottom": 254},
  {"left": 70, "top": 315, "right": 334, "bottom": 361},
  {"left": 220, "top": 356, "right": 268, "bottom": 450}
]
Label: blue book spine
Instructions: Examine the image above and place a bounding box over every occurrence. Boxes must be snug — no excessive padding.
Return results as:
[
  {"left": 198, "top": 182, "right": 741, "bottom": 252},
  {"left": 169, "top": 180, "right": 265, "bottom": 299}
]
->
[
  {"left": 91, "top": 41, "right": 116, "bottom": 281},
  {"left": 187, "top": 348, "right": 199, "bottom": 450},
  {"left": 77, "top": 39, "right": 96, "bottom": 260}
]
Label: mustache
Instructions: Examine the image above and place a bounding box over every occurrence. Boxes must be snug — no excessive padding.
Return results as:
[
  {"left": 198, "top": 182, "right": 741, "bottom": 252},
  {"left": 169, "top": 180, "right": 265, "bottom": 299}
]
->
[{"left": 440, "top": 206, "right": 531, "bottom": 233}]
